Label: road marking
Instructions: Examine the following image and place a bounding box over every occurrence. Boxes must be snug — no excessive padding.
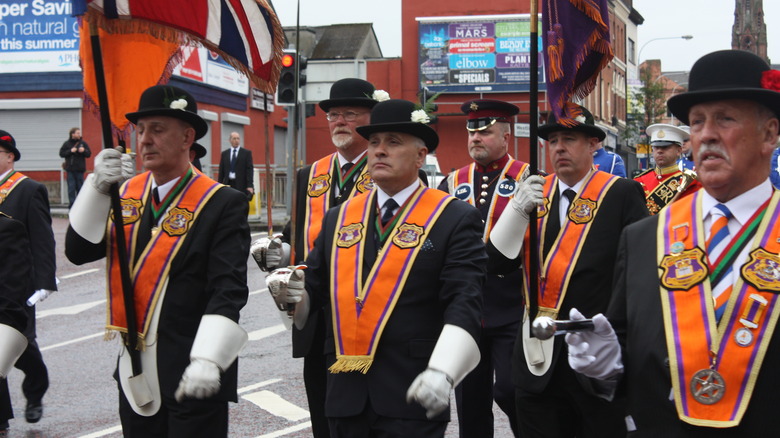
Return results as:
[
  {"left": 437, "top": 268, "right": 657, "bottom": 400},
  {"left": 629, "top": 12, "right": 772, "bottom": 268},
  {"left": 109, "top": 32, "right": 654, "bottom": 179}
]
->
[
  {"left": 59, "top": 268, "right": 101, "bottom": 279},
  {"left": 78, "top": 424, "right": 122, "bottom": 438},
  {"left": 41, "top": 332, "right": 103, "bottom": 352},
  {"left": 243, "top": 390, "right": 310, "bottom": 421},
  {"left": 254, "top": 421, "right": 312, "bottom": 438},
  {"left": 238, "top": 378, "right": 282, "bottom": 395},
  {"left": 248, "top": 324, "right": 286, "bottom": 341},
  {"left": 37, "top": 299, "right": 104, "bottom": 318},
  {"left": 250, "top": 288, "right": 268, "bottom": 296}
]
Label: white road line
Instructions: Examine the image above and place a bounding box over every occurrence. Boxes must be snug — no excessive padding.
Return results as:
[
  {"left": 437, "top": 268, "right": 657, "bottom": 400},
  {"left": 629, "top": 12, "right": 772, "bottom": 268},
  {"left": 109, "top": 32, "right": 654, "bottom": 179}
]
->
[
  {"left": 37, "top": 299, "right": 104, "bottom": 318},
  {"left": 254, "top": 421, "right": 312, "bottom": 438},
  {"left": 40, "top": 332, "right": 103, "bottom": 352},
  {"left": 250, "top": 288, "right": 268, "bottom": 296},
  {"left": 248, "top": 324, "right": 286, "bottom": 341},
  {"left": 243, "top": 390, "right": 310, "bottom": 421},
  {"left": 78, "top": 425, "right": 122, "bottom": 438},
  {"left": 238, "top": 378, "right": 282, "bottom": 395},
  {"left": 59, "top": 268, "right": 101, "bottom": 279}
]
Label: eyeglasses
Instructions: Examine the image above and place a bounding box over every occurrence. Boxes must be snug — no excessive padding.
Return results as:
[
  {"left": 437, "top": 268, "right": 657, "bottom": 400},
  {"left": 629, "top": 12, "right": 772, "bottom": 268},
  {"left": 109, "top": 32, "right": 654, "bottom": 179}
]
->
[{"left": 326, "top": 111, "right": 367, "bottom": 122}]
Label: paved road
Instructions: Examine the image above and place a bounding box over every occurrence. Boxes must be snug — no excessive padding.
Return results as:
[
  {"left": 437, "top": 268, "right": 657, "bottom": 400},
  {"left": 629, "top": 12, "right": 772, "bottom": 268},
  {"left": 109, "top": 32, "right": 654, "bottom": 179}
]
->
[{"left": 4, "top": 217, "right": 514, "bottom": 437}]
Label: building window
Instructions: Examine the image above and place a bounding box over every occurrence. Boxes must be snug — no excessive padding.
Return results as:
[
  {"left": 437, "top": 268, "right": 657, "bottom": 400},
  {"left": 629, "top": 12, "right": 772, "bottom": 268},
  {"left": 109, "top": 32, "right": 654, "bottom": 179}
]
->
[{"left": 628, "top": 38, "right": 635, "bottom": 64}]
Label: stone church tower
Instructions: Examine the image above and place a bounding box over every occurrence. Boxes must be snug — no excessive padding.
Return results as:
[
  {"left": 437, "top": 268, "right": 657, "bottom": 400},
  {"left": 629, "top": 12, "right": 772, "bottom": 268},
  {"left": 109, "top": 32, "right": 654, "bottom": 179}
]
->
[{"left": 732, "top": 0, "right": 770, "bottom": 64}]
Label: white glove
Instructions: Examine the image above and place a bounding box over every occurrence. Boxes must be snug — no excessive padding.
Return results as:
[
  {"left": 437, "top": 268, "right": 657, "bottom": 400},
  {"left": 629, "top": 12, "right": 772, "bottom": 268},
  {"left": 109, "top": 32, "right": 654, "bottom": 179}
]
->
[
  {"left": 174, "top": 358, "right": 221, "bottom": 402},
  {"left": 250, "top": 235, "right": 290, "bottom": 272},
  {"left": 266, "top": 267, "right": 305, "bottom": 311},
  {"left": 565, "top": 308, "right": 623, "bottom": 380},
  {"left": 510, "top": 174, "right": 545, "bottom": 217},
  {"left": 92, "top": 147, "right": 135, "bottom": 194},
  {"left": 27, "top": 289, "right": 53, "bottom": 306},
  {"left": 405, "top": 368, "right": 452, "bottom": 419}
]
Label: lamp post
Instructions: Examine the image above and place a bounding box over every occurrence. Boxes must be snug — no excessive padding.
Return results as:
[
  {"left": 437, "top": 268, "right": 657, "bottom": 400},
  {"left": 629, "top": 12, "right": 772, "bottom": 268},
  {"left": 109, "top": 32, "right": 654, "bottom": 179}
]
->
[{"left": 637, "top": 35, "right": 693, "bottom": 66}]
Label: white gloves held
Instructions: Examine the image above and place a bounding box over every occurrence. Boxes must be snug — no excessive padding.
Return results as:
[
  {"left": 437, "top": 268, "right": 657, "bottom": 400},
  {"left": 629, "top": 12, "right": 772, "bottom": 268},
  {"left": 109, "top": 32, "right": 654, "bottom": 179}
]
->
[
  {"left": 406, "top": 368, "right": 453, "bottom": 419},
  {"left": 510, "top": 175, "right": 545, "bottom": 217},
  {"left": 92, "top": 147, "right": 135, "bottom": 194},
  {"left": 266, "top": 267, "right": 305, "bottom": 311},
  {"left": 565, "top": 308, "right": 623, "bottom": 380},
  {"left": 174, "top": 358, "right": 221, "bottom": 402},
  {"left": 250, "top": 235, "right": 290, "bottom": 272},
  {"left": 27, "top": 289, "right": 53, "bottom": 306}
]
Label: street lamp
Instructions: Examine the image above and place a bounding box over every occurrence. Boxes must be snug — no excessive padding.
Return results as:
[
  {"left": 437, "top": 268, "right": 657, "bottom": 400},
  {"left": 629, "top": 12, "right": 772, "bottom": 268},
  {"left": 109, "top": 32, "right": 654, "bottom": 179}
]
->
[{"left": 637, "top": 35, "right": 693, "bottom": 65}]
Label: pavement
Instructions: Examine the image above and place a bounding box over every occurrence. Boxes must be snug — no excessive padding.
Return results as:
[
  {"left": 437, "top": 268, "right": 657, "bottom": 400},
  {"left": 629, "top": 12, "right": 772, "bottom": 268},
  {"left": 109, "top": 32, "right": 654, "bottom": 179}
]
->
[{"left": 50, "top": 204, "right": 290, "bottom": 233}]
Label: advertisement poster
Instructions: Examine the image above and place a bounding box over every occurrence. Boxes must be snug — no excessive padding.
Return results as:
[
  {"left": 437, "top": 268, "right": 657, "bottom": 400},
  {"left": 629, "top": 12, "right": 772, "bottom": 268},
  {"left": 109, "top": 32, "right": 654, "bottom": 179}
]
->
[
  {"left": 418, "top": 15, "right": 545, "bottom": 94},
  {"left": 172, "top": 46, "right": 249, "bottom": 95},
  {"left": 0, "top": 0, "right": 80, "bottom": 73}
]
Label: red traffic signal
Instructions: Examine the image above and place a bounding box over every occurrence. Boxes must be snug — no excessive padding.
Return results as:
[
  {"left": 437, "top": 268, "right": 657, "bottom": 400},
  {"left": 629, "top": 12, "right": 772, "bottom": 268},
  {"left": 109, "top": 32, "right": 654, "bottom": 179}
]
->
[{"left": 281, "top": 53, "right": 295, "bottom": 68}]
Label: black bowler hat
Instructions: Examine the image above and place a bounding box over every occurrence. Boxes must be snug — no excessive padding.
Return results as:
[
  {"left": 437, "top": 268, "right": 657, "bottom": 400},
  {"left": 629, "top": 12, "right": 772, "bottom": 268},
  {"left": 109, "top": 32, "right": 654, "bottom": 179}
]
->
[
  {"left": 538, "top": 105, "right": 605, "bottom": 141},
  {"left": 0, "top": 130, "right": 20, "bottom": 161},
  {"left": 668, "top": 50, "right": 780, "bottom": 125},
  {"left": 191, "top": 142, "right": 207, "bottom": 159},
  {"left": 126, "top": 85, "right": 209, "bottom": 140},
  {"left": 318, "top": 78, "right": 379, "bottom": 112},
  {"left": 461, "top": 99, "right": 519, "bottom": 131},
  {"left": 356, "top": 99, "right": 439, "bottom": 152}
]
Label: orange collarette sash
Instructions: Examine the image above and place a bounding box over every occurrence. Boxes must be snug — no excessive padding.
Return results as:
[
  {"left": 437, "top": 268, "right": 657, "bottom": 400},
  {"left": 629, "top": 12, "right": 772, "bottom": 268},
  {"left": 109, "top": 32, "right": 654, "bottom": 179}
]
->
[
  {"left": 657, "top": 190, "right": 780, "bottom": 427},
  {"left": 0, "top": 171, "right": 28, "bottom": 205},
  {"left": 303, "top": 154, "right": 372, "bottom": 259},
  {"left": 450, "top": 159, "right": 529, "bottom": 241},
  {"left": 531, "top": 170, "right": 618, "bottom": 318},
  {"left": 106, "top": 171, "right": 222, "bottom": 341},
  {"left": 328, "top": 186, "right": 453, "bottom": 373}
]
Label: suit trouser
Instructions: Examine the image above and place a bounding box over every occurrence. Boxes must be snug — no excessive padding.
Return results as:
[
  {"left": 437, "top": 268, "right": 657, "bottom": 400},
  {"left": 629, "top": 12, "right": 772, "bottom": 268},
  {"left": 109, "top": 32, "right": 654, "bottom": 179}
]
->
[
  {"left": 302, "top": 320, "right": 330, "bottom": 438},
  {"left": 328, "top": 398, "right": 447, "bottom": 438},
  {"left": 14, "top": 305, "right": 48, "bottom": 405},
  {"left": 118, "top": 387, "right": 228, "bottom": 438},
  {"left": 456, "top": 320, "right": 520, "bottom": 438},
  {"left": 515, "top": 355, "right": 625, "bottom": 438},
  {"left": 0, "top": 379, "right": 11, "bottom": 424}
]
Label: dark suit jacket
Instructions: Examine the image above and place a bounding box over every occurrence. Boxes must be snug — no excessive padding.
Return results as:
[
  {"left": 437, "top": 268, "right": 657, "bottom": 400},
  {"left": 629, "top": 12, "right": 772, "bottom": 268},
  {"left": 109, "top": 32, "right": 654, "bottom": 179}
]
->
[
  {"left": 283, "top": 162, "right": 429, "bottom": 358},
  {"left": 608, "top": 214, "right": 780, "bottom": 437},
  {"left": 303, "top": 191, "right": 486, "bottom": 420},
  {"left": 505, "top": 176, "right": 648, "bottom": 393},
  {"left": 218, "top": 147, "right": 254, "bottom": 195},
  {"left": 0, "top": 214, "right": 31, "bottom": 332},
  {"left": 0, "top": 176, "right": 57, "bottom": 294},
  {"left": 65, "top": 180, "right": 250, "bottom": 402}
]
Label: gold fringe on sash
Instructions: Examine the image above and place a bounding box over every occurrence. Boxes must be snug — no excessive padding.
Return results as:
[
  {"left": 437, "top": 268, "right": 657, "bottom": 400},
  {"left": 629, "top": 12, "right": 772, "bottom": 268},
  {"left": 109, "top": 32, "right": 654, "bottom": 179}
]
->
[{"left": 328, "top": 356, "right": 374, "bottom": 374}]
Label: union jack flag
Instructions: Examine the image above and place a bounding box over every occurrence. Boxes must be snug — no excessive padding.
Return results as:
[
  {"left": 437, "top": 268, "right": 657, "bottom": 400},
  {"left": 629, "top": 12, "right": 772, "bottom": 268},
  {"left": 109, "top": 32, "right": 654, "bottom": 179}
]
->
[{"left": 74, "top": 0, "right": 284, "bottom": 93}]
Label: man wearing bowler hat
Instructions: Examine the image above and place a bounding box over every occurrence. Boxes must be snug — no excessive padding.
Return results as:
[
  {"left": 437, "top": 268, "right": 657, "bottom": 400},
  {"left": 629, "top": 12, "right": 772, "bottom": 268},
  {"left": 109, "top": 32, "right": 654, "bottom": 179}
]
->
[
  {"left": 65, "top": 85, "right": 250, "bottom": 437},
  {"left": 634, "top": 123, "right": 701, "bottom": 214},
  {"left": 566, "top": 49, "right": 780, "bottom": 435},
  {"left": 0, "top": 212, "right": 33, "bottom": 436},
  {"left": 190, "top": 142, "right": 207, "bottom": 172},
  {"left": 266, "top": 99, "right": 486, "bottom": 437},
  {"left": 440, "top": 98, "right": 529, "bottom": 437},
  {"left": 0, "top": 130, "right": 58, "bottom": 427},
  {"left": 488, "top": 105, "right": 647, "bottom": 437}
]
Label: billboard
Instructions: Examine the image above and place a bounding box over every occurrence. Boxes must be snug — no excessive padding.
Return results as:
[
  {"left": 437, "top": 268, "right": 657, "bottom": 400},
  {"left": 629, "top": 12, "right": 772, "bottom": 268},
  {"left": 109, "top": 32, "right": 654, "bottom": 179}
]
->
[
  {"left": 0, "top": 0, "right": 80, "bottom": 73},
  {"left": 417, "top": 15, "right": 546, "bottom": 94},
  {"left": 172, "top": 46, "right": 249, "bottom": 95}
]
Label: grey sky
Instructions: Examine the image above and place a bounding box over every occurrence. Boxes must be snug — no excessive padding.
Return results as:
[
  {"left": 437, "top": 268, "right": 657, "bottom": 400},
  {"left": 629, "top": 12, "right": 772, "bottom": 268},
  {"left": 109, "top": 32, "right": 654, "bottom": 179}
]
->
[{"left": 272, "top": 1, "right": 779, "bottom": 72}]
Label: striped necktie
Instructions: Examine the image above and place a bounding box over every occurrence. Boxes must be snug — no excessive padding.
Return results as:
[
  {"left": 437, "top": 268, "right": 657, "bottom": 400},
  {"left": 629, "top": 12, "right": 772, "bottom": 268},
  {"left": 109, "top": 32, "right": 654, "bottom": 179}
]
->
[{"left": 707, "top": 203, "right": 733, "bottom": 321}]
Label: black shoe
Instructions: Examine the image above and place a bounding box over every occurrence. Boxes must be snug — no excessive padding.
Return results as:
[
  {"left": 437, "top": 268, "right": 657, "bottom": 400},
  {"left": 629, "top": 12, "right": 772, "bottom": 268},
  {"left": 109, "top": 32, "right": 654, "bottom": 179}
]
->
[
  {"left": 25, "top": 401, "right": 43, "bottom": 423},
  {"left": 0, "top": 420, "right": 8, "bottom": 437}
]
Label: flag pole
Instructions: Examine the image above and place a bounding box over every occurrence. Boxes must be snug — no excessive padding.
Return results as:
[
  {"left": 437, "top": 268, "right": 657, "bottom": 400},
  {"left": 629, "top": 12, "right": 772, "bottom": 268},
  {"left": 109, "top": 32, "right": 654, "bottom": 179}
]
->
[
  {"left": 263, "top": 93, "right": 274, "bottom": 237},
  {"left": 528, "top": 0, "right": 540, "bottom": 325},
  {"left": 88, "top": 20, "right": 142, "bottom": 373}
]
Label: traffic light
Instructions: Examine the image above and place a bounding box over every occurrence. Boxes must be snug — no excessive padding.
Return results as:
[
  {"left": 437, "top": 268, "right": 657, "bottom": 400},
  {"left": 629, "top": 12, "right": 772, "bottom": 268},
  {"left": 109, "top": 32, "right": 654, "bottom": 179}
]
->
[{"left": 275, "top": 50, "right": 308, "bottom": 106}]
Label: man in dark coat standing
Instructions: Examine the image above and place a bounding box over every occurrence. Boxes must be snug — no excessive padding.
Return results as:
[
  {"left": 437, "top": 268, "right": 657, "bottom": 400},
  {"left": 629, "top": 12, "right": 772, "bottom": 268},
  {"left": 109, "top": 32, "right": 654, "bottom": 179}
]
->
[
  {"left": 217, "top": 132, "right": 254, "bottom": 200},
  {"left": 267, "top": 99, "right": 486, "bottom": 437},
  {"left": 59, "top": 127, "right": 92, "bottom": 205},
  {"left": 0, "top": 130, "right": 58, "bottom": 426},
  {"left": 0, "top": 213, "right": 32, "bottom": 436},
  {"left": 488, "top": 106, "right": 648, "bottom": 437},
  {"left": 65, "top": 85, "right": 249, "bottom": 437},
  {"left": 568, "top": 50, "right": 780, "bottom": 437},
  {"left": 439, "top": 99, "right": 529, "bottom": 437}
]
